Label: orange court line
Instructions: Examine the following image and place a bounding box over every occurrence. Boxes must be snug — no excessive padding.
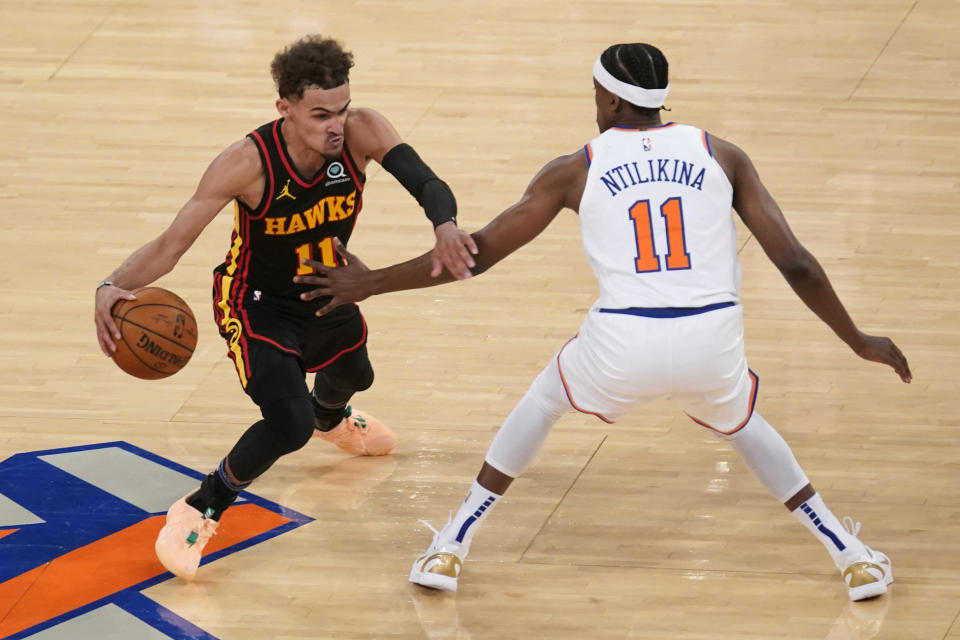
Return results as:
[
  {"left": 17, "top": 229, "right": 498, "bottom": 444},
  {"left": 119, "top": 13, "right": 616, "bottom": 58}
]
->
[
  {"left": 0, "top": 504, "right": 290, "bottom": 638},
  {"left": 0, "top": 529, "right": 17, "bottom": 542}
]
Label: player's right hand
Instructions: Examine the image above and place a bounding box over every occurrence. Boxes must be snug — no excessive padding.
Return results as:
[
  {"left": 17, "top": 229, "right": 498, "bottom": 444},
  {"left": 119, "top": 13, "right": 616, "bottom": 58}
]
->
[
  {"left": 295, "top": 239, "right": 373, "bottom": 316},
  {"left": 94, "top": 284, "right": 137, "bottom": 356},
  {"left": 431, "top": 221, "right": 477, "bottom": 279},
  {"left": 852, "top": 333, "right": 912, "bottom": 383}
]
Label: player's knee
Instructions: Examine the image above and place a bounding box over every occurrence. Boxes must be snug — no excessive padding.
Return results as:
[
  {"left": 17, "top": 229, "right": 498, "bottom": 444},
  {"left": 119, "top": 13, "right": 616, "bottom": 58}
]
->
[
  {"left": 313, "top": 362, "right": 374, "bottom": 400},
  {"left": 528, "top": 361, "right": 571, "bottom": 419},
  {"left": 261, "top": 396, "right": 316, "bottom": 454},
  {"left": 344, "top": 362, "right": 374, "bottom": 393}
]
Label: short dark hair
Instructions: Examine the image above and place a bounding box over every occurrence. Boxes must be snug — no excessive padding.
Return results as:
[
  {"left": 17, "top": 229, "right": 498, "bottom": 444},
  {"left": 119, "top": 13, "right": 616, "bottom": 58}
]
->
[
  {"left": 599, "top": 43, "right": 668, "bottom": 112},
  {"left": 271, "top": 35, "right": 354, "bottom": 100}
]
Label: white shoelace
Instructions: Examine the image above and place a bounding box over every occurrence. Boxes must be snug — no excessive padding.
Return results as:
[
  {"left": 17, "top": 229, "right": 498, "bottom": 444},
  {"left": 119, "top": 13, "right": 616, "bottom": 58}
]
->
[
  {"left": 418, "top": 512, "right": 452, "bottom": 548},
  {"left": 841, "top": 516, "right": 862, "bottom": 537},
  {"left": 418, "top": 519, "right": 440, "bottom": 536}
]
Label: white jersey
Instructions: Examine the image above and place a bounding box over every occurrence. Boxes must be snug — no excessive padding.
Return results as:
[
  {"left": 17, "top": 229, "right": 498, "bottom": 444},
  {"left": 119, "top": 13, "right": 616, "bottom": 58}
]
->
[{"left": 579, "top": 123, "right": 739, "bottom": 309}]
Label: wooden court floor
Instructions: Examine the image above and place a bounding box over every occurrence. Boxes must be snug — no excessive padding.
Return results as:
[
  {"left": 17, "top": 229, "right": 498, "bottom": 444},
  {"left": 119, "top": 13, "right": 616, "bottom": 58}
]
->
[{"left": 1, "top": 1, "right": 959, "bottom": 638}]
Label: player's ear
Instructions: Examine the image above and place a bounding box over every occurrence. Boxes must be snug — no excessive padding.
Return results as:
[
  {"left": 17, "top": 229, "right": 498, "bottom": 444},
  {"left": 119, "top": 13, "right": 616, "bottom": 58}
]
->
[
  {"left": 609, "top": 93, "right": 625, "bottom": 112},
  {"left": 276, "top": 97, "right": 291, "bottom": 117},
  {"left": 594, "top": 83, "right": 619, "bottom": 112}
]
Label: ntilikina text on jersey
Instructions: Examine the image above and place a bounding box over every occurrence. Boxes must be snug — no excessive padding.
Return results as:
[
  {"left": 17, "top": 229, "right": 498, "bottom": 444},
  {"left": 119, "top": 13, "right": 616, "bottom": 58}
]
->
[{"left": 599, "top": 158, "right": 705, "bottom": 197}]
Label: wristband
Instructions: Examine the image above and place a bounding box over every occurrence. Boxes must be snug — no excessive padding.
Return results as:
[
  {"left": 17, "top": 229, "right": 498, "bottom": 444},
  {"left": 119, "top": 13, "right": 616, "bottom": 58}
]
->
[{"left": 381, "top": 143, "right": 457, "bottom": 228}]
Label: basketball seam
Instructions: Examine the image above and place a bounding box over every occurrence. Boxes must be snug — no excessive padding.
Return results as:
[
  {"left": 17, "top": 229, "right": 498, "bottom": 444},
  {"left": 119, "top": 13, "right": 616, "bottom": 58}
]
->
[
  {"left": 112, "top": 320, "right": 194, "bottom": 376},
  {"left": 111, "top": 313, "right": 197, "bottom": 353}
]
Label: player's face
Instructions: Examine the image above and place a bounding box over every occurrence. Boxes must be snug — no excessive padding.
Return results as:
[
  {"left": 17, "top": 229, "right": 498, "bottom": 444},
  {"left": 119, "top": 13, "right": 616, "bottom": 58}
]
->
[{"left": 277, "top": 84, "right": 351, "bottom": 158}]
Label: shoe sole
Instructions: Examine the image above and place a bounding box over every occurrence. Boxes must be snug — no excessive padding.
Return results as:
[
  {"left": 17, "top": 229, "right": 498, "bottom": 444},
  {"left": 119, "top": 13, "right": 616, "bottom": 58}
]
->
[
  {"left": 848, "top": 573, "right": 893, "bottom": 601},
  {"left": 315, "top": 428, "right": 396, "bottom": 456},
  {"left": 409, "top": 568, "right": 458, "bottom": 592}
]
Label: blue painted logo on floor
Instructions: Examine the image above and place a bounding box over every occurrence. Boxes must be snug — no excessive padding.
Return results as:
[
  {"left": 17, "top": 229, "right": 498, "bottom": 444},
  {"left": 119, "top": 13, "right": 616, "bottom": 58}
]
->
[{"left": 0, "top": 441, "right": 313, "bottom": 639}]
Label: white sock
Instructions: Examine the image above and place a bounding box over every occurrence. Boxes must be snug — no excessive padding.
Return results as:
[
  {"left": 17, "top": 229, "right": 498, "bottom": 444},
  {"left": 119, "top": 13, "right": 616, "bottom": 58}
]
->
[
  {"left": 441, "top": 479, "right": 502, "bottom": 554},
  {"left": 791, "top": 492, "right": 865, "bottom": 568}
]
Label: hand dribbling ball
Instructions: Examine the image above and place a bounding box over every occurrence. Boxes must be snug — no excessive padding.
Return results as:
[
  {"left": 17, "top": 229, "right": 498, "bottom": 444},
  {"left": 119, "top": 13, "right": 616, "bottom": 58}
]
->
[{"left": 110, "top": 287, "right": 198, "bottom": 379}]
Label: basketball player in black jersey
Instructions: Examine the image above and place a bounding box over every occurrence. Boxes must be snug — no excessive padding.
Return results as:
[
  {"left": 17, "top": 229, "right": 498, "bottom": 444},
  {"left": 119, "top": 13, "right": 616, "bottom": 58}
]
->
[{"left": 92, "top": 35, "right": 478, "bottom": 580}]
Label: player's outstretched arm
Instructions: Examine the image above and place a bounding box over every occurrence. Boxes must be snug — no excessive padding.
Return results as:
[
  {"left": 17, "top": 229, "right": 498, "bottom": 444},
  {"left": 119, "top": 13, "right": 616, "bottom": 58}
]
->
[
  {"left": 296, "top": 150, "right": 586, "bottom": 315},
  {"left": 711, "top": 135, "right": 911, "bottom": 383},
  {"left": 94, "top": 139, "right": 261, "bottom": 356},
  {"left": 346, "top": 107, "right": 478, "bottom": 279}
]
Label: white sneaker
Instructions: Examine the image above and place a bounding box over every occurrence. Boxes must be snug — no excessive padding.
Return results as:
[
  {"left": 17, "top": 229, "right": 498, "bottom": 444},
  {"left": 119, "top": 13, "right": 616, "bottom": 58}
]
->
[
  {"left": 839, "top": 517, "right": 893, "bottom": 601},
  {"left": 410, "top": 518, "right": 466, "bottom": 593}
]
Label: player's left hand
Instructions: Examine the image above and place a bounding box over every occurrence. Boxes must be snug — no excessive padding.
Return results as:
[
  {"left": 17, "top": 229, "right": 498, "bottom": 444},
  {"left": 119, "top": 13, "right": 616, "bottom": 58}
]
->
[
  {"left": 295, "top": 239, "right": 373, "bottom": 315},
  {"left": 852, "top": 332, "right": 912, "bottom": 383},
  {"left": 431, "top": 221, "right": 477, "bottom": 279}
]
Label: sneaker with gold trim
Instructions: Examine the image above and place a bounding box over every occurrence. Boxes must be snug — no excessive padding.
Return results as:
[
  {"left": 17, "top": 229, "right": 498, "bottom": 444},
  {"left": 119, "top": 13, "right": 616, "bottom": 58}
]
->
[
  {"left": 154, "top": 494, "right": 219, "bottom": 581},
  {"left": 410, "top": 518, "right": 465, "bottom": 593},
  {"left": 314, "top": 406, "right": 396, "bottom": 456},
  {"left": 839, "top": 517, "right": 893, "bottom": 601}
]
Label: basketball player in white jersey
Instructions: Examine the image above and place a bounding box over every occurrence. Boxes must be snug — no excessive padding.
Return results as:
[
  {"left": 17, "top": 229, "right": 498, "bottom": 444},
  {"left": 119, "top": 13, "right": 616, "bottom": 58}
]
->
[{"left": 295, "top": 43, "right": 912, "bottom": 601}]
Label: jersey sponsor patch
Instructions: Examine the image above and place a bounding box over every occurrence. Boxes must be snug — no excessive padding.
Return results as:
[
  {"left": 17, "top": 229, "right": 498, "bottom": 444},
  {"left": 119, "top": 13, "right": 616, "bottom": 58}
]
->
[
  {"left": 0, "top": 441, "right": 312, "bottom": 639},
  {"left": 324, "top": 161, "right": 351, "bottom": 187}
]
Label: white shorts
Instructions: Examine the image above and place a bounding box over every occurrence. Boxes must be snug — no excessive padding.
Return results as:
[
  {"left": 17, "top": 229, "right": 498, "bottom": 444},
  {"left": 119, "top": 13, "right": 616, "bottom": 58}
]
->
[{"left": 556, "top": 303, "right": 757, "bottom": 434}]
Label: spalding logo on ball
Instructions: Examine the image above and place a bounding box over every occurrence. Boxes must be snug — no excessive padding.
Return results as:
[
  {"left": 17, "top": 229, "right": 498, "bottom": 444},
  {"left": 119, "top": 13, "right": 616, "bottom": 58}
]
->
[{"left": 110, "top": 287, "right": 198, "bottom": 379}]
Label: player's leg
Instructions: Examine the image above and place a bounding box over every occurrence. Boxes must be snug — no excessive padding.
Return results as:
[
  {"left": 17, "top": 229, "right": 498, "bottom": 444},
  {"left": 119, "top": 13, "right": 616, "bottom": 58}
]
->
[
  {"left": 156, "top": 342, "right": 315, "bottom": 579},
  {"left": 676, "top": 307, "right": 891, "bottom": 601},
  {"left": 410, "top": 354, "right": 574, "bottom": 591},
  {"left": 411, "top": 312, "right": 661, "bottom": 592},
  {"left": 305, "top": 306, "right": 396, "bottom": 455},
  {"left": 208, "top": 342, "right": 315, "bottom": 494},
  {"left": 310, "top": 344, "right": 395, "bottom": 456},
  {"left": 722, "top": 412, "right": 892, "bottom": 601}
]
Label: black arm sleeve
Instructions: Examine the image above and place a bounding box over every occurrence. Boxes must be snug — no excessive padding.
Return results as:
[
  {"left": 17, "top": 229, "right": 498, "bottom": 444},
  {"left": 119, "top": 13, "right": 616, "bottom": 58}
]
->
[{"left": 381, "top": 143, "right": 457, "bottom": 228}]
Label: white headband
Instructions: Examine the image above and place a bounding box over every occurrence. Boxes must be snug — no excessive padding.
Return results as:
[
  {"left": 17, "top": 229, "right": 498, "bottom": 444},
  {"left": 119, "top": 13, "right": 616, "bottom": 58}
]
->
[{"left": 592, "top": 56, "right": 669, "bottom": 109}]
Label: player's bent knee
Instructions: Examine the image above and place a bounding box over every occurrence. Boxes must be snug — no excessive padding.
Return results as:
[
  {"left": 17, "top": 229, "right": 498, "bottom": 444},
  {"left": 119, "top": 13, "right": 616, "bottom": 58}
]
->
[
  {"left": 261, "top": 396, "right": 316, "bottom": 454},
  {"left": 345, "top": 363, "right": 374, "bottom": 393},
  {"left": 529, "top": 360, "right": 572, "bottom": 419},
  {"left": 313, "top": 362, "right": 374, "bottom": 399}
]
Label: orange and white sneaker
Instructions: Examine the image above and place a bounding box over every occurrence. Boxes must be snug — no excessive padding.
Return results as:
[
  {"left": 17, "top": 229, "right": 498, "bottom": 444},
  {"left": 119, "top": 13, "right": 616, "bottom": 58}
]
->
[
  {"left": 155, "top": 495, "right": 219, "bottom": 581},
  {"left": 314, "top": 406, "right": 396, "bottom": 456},
  {"left": 410, "top": 518, "right": 466, "bottom": 593},
  {"left": 839, "top": 517, "right": 893, "bottom": 601}
]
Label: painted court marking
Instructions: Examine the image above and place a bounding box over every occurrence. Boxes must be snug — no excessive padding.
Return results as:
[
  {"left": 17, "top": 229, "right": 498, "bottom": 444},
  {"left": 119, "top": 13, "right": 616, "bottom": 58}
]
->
[{"left": 0, "top": 442, "right": 313, "bottom": 639}]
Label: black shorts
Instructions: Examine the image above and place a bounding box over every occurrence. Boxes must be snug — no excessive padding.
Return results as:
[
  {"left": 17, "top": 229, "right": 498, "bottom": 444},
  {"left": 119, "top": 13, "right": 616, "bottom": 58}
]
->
[{"left": 212, "top": 283, "right": 370, "bottom": 392}]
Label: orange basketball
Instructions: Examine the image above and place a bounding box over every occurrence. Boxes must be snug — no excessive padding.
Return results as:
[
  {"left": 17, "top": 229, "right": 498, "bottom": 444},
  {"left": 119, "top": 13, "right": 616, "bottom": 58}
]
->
[{"left": 110, "top": 287, "right": 198, "bottom": 380}]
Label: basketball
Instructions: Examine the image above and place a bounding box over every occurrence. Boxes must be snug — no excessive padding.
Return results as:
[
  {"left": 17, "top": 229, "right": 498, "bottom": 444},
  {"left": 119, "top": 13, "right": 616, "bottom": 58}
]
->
[{"left": 110, "top": 287, "right": 198, "bottom": 380}]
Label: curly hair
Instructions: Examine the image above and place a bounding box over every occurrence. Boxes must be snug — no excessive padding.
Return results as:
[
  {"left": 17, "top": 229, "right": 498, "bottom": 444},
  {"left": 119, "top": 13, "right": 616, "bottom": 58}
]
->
[{"left": 271, "top": 35, "right": 355, "bottom": 100}]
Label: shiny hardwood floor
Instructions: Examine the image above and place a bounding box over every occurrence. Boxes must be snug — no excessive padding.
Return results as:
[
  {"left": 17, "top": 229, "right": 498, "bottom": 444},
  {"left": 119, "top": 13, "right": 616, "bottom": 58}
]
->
[{"left": 1, "top": 0, "right": 958, "bottom": 638}]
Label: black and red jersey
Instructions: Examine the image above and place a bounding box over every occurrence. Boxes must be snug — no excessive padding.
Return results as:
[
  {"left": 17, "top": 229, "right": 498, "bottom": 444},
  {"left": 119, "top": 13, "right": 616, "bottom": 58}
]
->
[{"left": 213, "top": 118, "right": 365, "bottom": 304}]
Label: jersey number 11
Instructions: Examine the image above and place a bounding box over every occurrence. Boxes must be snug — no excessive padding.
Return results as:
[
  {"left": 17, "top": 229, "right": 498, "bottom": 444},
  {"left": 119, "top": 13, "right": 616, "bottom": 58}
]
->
[
  {"left": 294, "top": 237, "right": 337, "bottom": 275},
  {"left": 628, "top": 197, "right": 691, "bottom": 273}
]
